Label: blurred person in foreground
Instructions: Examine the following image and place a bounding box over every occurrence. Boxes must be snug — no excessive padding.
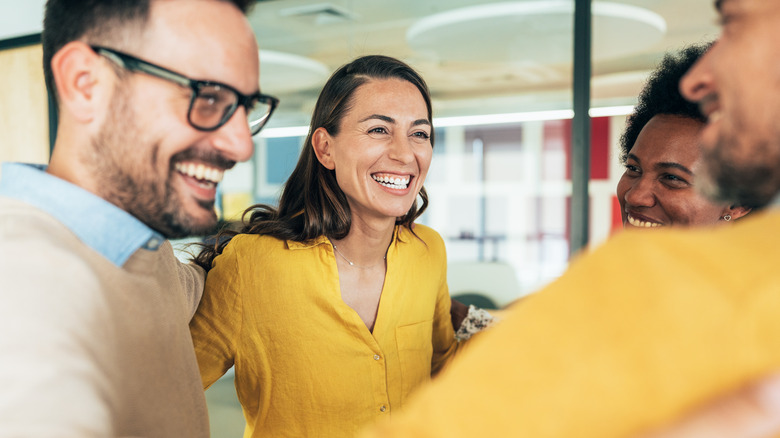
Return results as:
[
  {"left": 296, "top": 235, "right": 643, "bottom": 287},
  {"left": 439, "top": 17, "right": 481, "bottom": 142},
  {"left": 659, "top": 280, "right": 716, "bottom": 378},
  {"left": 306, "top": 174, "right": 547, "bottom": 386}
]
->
[
  {"left": 361, "top": 0, "right": 780, "bottom": 437},
  {"left": 0, "top": 0, "right": 276, "bottom": 436}
]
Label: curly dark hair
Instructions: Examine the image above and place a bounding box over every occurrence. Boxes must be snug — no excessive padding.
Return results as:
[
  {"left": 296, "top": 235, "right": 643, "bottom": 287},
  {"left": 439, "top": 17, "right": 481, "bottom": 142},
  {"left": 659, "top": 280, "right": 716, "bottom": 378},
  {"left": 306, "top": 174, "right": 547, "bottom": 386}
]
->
[
  {"left": 42, "top": 0, "right": 256, "bottom": 102},
  {"left": 193, "top": 55, "right": 433, "bottom": 271},
  {"left": 619, "top": 42, "right": 713, "bottom": 163}
]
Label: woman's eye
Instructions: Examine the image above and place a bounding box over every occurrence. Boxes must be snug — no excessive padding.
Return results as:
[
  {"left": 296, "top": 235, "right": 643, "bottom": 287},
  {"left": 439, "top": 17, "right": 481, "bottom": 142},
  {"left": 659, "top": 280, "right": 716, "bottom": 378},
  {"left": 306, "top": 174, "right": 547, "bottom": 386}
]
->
[
  {"left": 411, "top": 131, "right": 430, "bottom": 140},
  {"left": 368, "top": 127, "right": 388, "bottom": 135},
  {"left": 662, "top": 174, "right": 691, "bottom": 187},
  {"left": 624, "top": 163, "right": 640, "bottom": 174}
]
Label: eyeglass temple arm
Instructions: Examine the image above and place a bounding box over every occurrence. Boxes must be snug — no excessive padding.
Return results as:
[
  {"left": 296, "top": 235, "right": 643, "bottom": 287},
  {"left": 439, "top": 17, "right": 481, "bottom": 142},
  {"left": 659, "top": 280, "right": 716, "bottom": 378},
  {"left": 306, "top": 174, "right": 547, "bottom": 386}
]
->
[{"left": 96, "top": 48, "right": 192, "bottom": 89}]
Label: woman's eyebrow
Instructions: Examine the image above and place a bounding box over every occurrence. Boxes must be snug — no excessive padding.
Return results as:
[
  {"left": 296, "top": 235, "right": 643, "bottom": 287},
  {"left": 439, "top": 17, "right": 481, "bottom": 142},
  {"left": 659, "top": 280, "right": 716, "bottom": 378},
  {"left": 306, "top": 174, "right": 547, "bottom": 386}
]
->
[
  {"left": 656, "top": 162, "right": 694, "bottom": 175},
  {"left": 358, "top": 115, "right": 431, "bottom": 127},
  {"left": 359, "top": 114, "right": 395, "bottom": 124}
]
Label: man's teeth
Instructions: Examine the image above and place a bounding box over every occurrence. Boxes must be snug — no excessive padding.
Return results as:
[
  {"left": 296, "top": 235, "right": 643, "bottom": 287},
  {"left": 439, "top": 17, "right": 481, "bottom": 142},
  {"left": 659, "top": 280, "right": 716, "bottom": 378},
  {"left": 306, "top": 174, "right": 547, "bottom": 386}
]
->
[
  {"left": 627, "top": 214, "right": 662, "bottom": 228},
  {"left": 175, "top": 162, "right": 224, "bottom": 184},
  {"left": 372, "top": 174, "right": 410, "bottom": 189}
]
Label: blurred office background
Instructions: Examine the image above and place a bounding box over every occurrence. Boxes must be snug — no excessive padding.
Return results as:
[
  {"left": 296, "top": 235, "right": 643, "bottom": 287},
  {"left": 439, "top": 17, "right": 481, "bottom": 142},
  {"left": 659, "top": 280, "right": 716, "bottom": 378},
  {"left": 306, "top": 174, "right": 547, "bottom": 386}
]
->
[{"left": 0, "top": 0, "right": 719, "bottom": 435}]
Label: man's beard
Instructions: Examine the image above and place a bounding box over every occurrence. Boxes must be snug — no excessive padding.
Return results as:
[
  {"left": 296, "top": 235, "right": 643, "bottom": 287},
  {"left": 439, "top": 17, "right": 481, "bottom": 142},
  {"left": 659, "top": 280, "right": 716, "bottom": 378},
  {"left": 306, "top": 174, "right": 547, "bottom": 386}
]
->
[
  {"left": 86, "top": 87, "right": 227, "bottom": 239},
  {"left": 699, "top": 131, "right": 780, "bottom": 209}
]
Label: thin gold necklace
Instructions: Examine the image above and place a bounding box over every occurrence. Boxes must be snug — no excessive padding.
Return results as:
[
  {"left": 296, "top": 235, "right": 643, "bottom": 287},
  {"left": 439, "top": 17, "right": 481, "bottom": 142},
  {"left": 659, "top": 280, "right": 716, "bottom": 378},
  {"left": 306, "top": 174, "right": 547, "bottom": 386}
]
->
[{"left": 331, "top": 242, "right": 386, "bottom": 269}]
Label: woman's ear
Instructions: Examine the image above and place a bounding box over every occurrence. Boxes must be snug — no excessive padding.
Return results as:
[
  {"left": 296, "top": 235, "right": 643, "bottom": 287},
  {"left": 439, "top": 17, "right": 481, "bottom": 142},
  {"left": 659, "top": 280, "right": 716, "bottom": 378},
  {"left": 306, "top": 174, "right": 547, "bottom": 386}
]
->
[
  {"left": 312, "top": 127, "right": 336, "bottom": 170},
  {"left": 723, "top": 204, "right": 752, "bottom": 221},
  {"left": 50, "top": 41, "right": 109, "bottom": 124}
]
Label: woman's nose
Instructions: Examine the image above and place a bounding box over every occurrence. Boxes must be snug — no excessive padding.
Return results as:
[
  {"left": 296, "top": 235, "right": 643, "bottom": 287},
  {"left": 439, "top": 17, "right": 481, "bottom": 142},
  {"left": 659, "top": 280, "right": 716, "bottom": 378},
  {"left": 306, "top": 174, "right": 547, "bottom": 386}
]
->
[
  {"left": 388, "top": 135, "right": 415, "bottom": 164},
  {"left": 624, "top": 177, "right": 657, "bottom": 208}
]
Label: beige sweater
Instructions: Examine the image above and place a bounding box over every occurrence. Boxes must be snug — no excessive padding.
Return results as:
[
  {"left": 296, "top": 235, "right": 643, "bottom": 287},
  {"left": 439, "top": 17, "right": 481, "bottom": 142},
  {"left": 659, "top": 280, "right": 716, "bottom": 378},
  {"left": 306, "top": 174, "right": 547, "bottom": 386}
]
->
[{"left": 0, "top": 196, "right": 208, "bottom": 437}]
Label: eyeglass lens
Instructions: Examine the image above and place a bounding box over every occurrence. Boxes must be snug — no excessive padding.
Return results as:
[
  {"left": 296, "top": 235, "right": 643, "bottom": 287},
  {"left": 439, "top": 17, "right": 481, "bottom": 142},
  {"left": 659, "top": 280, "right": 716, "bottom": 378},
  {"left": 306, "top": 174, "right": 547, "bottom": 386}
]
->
[{"left": 190, "top": 84, "right": 274, "bottom": 135}]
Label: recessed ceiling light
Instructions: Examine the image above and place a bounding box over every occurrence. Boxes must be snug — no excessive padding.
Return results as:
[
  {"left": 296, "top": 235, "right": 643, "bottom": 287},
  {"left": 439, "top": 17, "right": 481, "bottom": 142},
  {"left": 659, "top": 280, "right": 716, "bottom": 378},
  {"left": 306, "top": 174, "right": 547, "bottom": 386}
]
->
[
  {"left": 407, "top": 1, "right": 666, "bottom": 64},
  {"left": 259, "top": 50, "right": 330, "bottom": 94}
]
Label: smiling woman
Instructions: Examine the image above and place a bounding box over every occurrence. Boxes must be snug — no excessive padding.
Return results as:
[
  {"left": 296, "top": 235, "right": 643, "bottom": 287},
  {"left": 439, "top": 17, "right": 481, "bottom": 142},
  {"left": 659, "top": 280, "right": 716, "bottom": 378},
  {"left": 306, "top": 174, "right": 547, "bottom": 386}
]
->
[
  {"left": 616, "top": 42, "right": 752, "bottom": 229},
  {"left": 311, "top": 77, "right": 433, "bottom": 239},
  {"left": 190, "top": 55, "right": 463, "bottom": 438}
]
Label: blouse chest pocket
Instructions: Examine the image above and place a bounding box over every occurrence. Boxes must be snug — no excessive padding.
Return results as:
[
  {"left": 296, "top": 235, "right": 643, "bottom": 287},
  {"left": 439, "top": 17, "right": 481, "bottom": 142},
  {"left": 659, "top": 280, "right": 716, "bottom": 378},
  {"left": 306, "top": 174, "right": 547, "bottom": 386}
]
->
[{"left": 395, "top": 319, "right": 434, "bottom": 404}]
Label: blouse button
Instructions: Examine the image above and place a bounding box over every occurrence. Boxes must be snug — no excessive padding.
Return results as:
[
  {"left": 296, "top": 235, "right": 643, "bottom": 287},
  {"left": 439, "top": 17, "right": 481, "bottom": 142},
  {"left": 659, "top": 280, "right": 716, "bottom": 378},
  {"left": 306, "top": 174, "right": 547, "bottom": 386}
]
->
[
  {"left": 373, "top": 354, "right": 381, "bottom": 361},
  {"left": 380, "top": 405, "right": 387, "bottom": 412}
]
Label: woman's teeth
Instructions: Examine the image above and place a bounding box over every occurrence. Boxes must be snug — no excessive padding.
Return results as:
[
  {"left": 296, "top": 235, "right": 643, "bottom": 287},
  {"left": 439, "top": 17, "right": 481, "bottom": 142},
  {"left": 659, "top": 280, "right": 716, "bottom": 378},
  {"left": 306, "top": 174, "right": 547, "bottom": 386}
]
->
[
  {"left": 627, "top": 214, "right": 662, "bottom": 228},
  {"left": 372, "top": 174, "right": 410, "bottom": 189},
  {"left": 175, "top": 162, "right": 224, "bottom": 186}
]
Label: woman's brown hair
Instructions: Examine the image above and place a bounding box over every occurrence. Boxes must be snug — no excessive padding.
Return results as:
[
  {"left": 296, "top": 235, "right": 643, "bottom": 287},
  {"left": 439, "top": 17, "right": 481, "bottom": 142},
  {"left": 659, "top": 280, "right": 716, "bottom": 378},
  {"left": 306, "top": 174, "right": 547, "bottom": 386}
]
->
[{"left": 193, "top": 55, "right": 434, "bottom": 271}]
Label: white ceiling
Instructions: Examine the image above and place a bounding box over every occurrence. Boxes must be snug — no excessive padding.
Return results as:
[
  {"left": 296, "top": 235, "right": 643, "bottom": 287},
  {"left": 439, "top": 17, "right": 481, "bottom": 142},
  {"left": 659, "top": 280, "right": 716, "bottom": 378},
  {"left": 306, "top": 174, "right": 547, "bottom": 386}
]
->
[
  {"left": 0, "top": 0, "right": 720, "bottom": 127},
  {"left": 0, "top": 0, "right": 45, "bottom": 40},
  {"left": 248, "top": 0, "right": 720, "bottom": 126}
]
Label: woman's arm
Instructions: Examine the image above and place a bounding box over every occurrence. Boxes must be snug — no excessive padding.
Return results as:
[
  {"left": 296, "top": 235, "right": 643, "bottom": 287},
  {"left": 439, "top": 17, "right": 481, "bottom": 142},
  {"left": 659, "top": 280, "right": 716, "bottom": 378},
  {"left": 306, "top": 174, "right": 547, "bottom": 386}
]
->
[
  {"left": 189, "top": 242, "right": 244, "bottom": 389},
  {"left": 429, "top": 237, "right": 461, "bottom": 374},
  {"left": 450, "top": 298, "right": 469, "bottom": 329}
]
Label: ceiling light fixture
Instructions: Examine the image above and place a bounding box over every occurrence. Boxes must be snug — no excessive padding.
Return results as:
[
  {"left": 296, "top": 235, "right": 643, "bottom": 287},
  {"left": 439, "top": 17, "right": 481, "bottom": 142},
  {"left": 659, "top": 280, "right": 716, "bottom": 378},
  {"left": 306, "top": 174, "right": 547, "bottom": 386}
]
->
[
  {"left": 259, "top": 106, "right": 635, "bottom": 138},
  {"left": 259, "top": 50, "right": 330, "bottom": 94},
  {"left": 406, "top": 1, "right": 666, "bottom": 64}
]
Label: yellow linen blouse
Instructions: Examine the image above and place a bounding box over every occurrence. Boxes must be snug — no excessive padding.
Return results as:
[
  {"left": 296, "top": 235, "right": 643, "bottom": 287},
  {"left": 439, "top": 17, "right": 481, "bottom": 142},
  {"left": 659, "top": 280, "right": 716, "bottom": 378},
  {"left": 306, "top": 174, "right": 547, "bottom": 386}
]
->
[{"left": 190, "top": 224, "right": 459, "bottom": 437}]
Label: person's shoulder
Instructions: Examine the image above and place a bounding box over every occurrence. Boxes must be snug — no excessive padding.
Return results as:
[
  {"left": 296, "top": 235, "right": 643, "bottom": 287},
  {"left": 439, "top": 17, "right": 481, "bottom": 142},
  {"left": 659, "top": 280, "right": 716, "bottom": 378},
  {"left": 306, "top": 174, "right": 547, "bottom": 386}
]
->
[
  {"left": 607, "top": 208, "right": 776, "bottom": 260},
  {"left": 0, "top": 201, "right": 104, "bottom": 314},
  {"left": 398, "top": 224, "right": 446, "bottom": 259},
  {"left": 0, "top": 196, "right": 92, "bottom": 259},
  {"left": 565, "top": 208, "right": 780, "bottom": 293},
  {"left": 224, "top": 232, "right": 285, "bottom": 252},
  {"left": 215, "top": 233, "right": 290, "bottom": 269},
  {"left": 697, "top": 208, "right": 780, "bottom": 271},
  {"left": 0, "top": 196, "right": 68, "bottom": 237},
  {"left": 405, "top": 223, "right": 443, "bottom": 243}
]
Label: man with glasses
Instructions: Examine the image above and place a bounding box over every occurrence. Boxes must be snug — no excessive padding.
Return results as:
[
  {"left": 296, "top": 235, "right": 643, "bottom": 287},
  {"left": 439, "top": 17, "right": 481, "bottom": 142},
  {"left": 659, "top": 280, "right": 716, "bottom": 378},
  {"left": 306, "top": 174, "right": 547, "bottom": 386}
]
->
[{"left": 0, "top": 0, "right": 276, "bottom": 436}]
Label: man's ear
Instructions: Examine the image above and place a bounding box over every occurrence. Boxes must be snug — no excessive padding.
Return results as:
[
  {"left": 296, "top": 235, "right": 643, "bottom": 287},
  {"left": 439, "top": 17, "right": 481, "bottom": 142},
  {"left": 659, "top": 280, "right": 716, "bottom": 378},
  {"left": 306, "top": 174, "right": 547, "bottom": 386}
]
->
[
  {"left": 312, "top": 127, "right": 336, "bottom": 170},
  {"left": 723, "top": 204, "right": 752, "bottom": 221},
  {"left": 50, "top": 41, "right": 111, "bottom": 123}
]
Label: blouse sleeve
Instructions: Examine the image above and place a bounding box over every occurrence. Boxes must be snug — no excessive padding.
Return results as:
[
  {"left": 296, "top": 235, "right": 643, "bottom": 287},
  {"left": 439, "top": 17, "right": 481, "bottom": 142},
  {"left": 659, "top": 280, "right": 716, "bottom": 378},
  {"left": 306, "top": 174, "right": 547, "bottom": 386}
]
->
[
  {"left": 189, "top": 239, "right": 244, "bottom": 389},
  {"left": 429, "top": 235, "right": 460, "bottom": 375}
]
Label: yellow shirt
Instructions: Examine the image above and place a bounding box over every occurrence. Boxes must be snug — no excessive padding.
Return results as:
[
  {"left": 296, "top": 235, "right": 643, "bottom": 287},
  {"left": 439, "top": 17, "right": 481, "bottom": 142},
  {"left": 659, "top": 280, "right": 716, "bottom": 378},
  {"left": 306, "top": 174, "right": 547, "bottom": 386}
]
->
[
  {"left": 363, "top": 210, "right": 780, "bottom": 437},
  {"left": 190, "top": 224, "right": 459, "bottom": 437}
]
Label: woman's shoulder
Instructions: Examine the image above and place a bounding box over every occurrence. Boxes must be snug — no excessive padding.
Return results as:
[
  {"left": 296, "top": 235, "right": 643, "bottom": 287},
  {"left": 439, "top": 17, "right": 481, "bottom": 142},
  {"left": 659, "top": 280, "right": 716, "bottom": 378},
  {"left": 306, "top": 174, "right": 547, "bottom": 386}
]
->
[
  {"left": 406, "top": 223, "right": 442, "bottom": 240},
  {"left": 219, "top": 233, "right": 287, "bottom": 258},
  {"left": 226, "top": 233, "right": 332, "bottom": 256},
  {"left": 398, "top": 223, "right": 446, "bottom": 253}
]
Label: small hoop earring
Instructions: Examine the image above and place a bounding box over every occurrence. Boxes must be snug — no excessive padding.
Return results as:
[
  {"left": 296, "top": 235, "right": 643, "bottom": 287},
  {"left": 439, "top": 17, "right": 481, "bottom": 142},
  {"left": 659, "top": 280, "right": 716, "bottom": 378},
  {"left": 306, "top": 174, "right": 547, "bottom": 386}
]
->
[{"left": 722, "top": 214, "right": 732, "bottom": 222}]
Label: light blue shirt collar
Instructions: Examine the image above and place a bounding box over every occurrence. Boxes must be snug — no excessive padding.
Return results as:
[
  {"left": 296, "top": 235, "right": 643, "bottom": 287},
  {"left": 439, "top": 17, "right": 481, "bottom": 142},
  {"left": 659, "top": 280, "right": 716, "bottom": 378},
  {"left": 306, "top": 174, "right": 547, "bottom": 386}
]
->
[{"left": 0, "top": 162, "right": 164, "bottom": 266}]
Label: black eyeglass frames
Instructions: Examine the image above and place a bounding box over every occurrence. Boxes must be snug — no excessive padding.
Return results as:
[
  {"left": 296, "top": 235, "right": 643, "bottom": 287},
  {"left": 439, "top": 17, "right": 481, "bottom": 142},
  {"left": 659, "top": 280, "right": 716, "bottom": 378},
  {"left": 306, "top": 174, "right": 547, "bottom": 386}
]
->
[{"left": 91, "top": 45, "right": 279, "bottom": 136}]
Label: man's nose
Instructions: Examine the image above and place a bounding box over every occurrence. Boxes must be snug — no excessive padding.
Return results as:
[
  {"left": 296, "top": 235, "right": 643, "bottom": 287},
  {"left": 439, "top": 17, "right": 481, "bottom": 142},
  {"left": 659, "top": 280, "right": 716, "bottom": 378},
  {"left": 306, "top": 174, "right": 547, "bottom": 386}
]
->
[
  {"left": 211, "top": 106, "right": 255, "bottom": 163},
  {"left": 624, "top": 177, "right": 657, "bottom": 208},
  {"left": 680, "top": 43, "right": 717, "bottom": 105}
]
